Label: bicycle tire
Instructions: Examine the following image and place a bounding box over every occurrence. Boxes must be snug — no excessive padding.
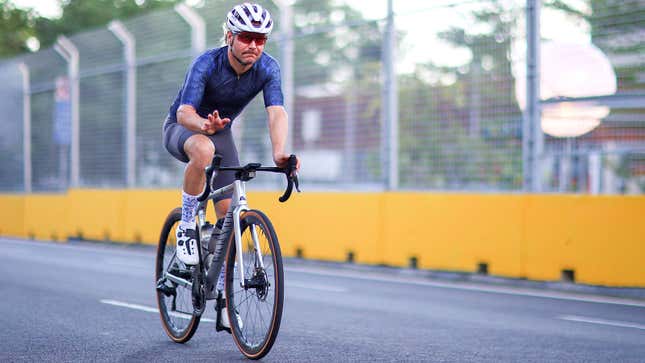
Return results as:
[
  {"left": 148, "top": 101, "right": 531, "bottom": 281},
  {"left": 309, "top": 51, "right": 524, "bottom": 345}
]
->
[
  {"left": 156, "top": 207, "right": 200, "bottom": 343},
  {"left": 225, "top": 209, "right": 284, "bottom": 360}
]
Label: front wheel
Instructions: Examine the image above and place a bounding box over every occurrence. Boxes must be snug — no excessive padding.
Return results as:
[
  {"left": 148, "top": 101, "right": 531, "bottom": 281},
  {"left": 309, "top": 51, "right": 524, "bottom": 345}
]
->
[
  {"left": 155, "top": 207, "right": 200, "bottom": 343},
  {"left": 225, "top": 210, "right": 284, "bottom": 360}
]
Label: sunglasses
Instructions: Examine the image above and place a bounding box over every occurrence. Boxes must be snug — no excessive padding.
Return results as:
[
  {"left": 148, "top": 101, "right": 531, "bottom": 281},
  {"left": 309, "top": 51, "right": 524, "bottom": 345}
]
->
[{"left": 235, "top": 32, "right": 268, "bottom": 46}]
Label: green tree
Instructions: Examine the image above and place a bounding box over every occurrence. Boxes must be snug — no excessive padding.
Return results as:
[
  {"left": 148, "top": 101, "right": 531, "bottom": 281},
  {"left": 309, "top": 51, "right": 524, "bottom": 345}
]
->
[
  {"left": 292, "top": 0, "right": 381, "bottom": 85},
  {"left": 0, "top": 0, "right": 39, "bottom": 58},
  {"left": 1, "top": 0, "right": 182, "bottom": 58},
  {"left": 35, "top": 0, "right": 181, "bottom": 49}
]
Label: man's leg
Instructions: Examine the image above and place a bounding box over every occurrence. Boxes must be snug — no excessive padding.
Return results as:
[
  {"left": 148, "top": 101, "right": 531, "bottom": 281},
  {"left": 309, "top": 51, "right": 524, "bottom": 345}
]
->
[
  {"left": 183, "top": 134, "right": 215, "bottom": 195},
  {"left": 175, "top": 134, "right": 215, "bottom": 265},
  {"left": 214, "top": 199, "right": 230, "bottom": 219}
]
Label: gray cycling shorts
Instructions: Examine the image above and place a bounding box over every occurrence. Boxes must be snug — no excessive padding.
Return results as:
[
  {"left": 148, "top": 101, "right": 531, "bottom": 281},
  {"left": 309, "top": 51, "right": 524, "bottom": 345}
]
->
[{"left": 163, "top": 117, "right": 239, "bottom": 203}]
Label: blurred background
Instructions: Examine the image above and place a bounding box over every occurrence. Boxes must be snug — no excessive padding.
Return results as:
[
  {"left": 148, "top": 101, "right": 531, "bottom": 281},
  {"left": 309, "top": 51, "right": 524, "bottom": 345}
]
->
[{"left": 0, "top": 0, "right": 643, "bottom": 195}]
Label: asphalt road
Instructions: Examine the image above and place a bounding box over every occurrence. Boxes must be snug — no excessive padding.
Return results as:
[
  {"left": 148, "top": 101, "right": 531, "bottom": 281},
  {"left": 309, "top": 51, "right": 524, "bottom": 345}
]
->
[{"left": 1, "top": 237, "right": 644, "bottom": 362}]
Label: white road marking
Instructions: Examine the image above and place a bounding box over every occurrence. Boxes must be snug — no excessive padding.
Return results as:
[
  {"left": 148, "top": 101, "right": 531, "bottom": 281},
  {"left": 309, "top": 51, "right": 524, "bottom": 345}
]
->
[
  {"left": 100, "top": 299, "right": 215, "bottom": 323},
  {"left": 286, "top": 266, "right": 645, "bottom": 308},
  {"left": 288, "top": 281, "right": 348, "bottom": 293},
  {"left": 558, "top": 315, "right": 645, "bottom": 331}
]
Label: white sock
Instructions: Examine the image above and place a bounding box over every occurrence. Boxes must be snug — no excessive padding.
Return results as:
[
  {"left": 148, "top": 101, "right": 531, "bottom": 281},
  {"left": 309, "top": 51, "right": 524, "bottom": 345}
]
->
[{"left": 181, "top": 190, "right": 199, "bottom": 228}]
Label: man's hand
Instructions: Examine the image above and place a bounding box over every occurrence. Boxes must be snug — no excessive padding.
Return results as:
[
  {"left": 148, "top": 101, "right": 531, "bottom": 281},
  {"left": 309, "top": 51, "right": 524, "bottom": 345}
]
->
[
  {"left": 201, "top": 110, "right": 231, "bottom": 134},
  {"left": 273, "top": 152, "right": 300, "bottom": 174}
]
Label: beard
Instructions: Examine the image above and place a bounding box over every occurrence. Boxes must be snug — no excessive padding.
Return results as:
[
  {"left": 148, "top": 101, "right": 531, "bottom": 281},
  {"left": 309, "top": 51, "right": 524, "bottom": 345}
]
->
[{"left": 230, "top": 46, "right": 258, "bottom": 67}]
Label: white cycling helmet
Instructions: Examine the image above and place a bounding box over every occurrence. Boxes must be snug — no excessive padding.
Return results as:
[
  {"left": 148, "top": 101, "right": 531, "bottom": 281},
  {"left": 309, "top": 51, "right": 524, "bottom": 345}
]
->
[{"left": 226, "top": 3, "right": 274, "bottom": 35}]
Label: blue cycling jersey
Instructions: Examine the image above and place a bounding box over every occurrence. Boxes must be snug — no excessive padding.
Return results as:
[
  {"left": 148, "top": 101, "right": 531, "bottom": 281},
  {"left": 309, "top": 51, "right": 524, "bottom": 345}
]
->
[{"left": 166, "top": 46, "right": 284, "bottom": 126}]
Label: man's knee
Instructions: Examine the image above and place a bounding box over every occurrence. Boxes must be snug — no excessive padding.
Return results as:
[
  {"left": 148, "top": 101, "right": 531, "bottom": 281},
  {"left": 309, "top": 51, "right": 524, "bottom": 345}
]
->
[{"left": 184, "top": 135, "right": 215, "bottom": 164}]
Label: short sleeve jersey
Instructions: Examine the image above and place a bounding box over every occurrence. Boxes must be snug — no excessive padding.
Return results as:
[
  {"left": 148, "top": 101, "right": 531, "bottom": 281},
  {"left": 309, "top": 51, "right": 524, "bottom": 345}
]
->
[{"left": 167, "top": 46, "right": 284, "bottom": 126}]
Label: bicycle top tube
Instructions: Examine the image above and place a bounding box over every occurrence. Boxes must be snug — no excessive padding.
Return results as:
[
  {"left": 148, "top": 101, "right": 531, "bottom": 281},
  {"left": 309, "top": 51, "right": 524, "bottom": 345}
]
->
[{"left": 197, "top": 154, "right": 300, "bottom": 203}]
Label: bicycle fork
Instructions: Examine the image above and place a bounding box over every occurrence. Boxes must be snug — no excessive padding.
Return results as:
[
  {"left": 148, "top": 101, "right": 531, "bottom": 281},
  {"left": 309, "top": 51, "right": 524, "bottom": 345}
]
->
[
  {"left": 231, "top": 180, "right": 266, "bottom": 288},
  {"left": 203, "top": 180, "right": 266, "bottom": 295}
]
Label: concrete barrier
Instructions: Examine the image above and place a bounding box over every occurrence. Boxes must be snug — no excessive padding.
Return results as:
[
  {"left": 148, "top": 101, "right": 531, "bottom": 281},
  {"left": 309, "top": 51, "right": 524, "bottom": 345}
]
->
[{"left": 1, "top": 190, "right": 643, "bottom": 287}]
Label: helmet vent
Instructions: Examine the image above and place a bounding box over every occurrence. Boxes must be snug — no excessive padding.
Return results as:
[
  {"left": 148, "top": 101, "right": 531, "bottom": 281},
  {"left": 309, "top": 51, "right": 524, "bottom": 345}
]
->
[{"left": 226, "top": 3, "right": 273, "bottom": 35}]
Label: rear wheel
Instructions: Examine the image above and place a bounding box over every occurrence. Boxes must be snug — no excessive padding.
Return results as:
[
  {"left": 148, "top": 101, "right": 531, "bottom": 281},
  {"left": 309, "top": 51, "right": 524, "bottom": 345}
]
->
[
  {"left": 155, "top": 207, "right": 200, "bottom": 343},
  {"left": 225, "top": 210, "right": 284, "bottom": 360}
]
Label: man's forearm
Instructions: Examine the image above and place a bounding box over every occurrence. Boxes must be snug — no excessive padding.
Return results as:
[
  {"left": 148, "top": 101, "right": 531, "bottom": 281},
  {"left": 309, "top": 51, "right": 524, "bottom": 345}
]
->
[
  {"left": 267, "top": 106, "right": 288, "bottom": 156},
  {"left": 177, "top": 105, "right": 205, "bottom": 133}
]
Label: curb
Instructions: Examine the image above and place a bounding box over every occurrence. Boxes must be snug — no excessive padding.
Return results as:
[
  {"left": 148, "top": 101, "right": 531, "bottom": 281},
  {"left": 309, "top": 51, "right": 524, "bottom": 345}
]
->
[{"left": 284, "top": 257, "right": 645, "bottom": 301}]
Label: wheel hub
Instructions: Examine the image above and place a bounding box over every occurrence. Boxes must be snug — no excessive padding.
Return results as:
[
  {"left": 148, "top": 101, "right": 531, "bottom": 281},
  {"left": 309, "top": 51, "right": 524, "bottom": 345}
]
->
[{"left": 244, "top": 268, "right": 270, "bottom": 300}]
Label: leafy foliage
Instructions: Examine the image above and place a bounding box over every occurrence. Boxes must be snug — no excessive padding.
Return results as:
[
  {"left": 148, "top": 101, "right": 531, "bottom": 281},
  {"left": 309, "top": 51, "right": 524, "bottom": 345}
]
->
[
  {"left": 0, "top": 0, "right": 39, "bottom": 57},
  {"left": 0, "top": 0, "right": 180, "bottom": 59},
  {"left": 292, "top": 0, "right": 381, "bottom": 85},
  {"left": 35, "top": 0, "right": 181, "bottom": 49}
]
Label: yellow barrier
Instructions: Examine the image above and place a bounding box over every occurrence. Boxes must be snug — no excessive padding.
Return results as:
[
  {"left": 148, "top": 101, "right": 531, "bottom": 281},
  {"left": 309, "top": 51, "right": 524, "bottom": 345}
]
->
[
  {"left": 523, "top": 195, "right": 645, "bottom": 286},
  {"left": 0, "top": 195, "right": 25, "bottom": 237},
  {"left": 1, "top": 190, "right": 643, "bottom": 287},
  {"left": 25, "top": 194, "right": 68, "bottom": 241},
  {"left": 380, "top": 193, "right": 526, "bottom": 277}
]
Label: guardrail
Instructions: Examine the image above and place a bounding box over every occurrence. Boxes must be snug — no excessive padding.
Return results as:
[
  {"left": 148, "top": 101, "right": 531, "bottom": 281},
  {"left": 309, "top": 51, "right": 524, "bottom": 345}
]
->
[{"left": 1, "top": 190, "right": 643, "bottom": 287}]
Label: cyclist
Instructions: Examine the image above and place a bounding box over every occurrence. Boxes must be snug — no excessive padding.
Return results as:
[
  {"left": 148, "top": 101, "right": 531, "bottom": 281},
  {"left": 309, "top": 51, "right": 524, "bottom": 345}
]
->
[{"left": 162, "top": 2, "right": 300, "bottom": 307}]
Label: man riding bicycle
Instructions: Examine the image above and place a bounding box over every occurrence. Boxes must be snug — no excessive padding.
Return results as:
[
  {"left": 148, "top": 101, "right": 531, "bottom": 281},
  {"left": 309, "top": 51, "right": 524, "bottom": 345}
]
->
[{"left": 162, "top": 2, "right": 300, "bottom": 327}]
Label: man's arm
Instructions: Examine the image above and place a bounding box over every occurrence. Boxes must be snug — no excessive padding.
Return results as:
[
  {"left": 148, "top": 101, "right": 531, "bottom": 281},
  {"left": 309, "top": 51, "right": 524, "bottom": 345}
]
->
[
  {"left": 177, "top": 104, "right": 230, "bottom": 134},
  {"left": 267, "top": 105, "right": 300, "bottom": 170}
]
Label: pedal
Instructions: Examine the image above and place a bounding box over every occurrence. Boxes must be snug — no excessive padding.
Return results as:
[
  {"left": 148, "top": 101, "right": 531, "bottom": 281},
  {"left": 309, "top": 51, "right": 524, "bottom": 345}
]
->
[{"left": 156, "top": 281, "right": 176, "bottom": 297}]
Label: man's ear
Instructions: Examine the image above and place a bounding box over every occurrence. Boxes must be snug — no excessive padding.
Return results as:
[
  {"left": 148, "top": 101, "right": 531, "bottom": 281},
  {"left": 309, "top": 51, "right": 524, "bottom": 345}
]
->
[{"left": 227, "top": 32, "right": 233, "bottom": 46}]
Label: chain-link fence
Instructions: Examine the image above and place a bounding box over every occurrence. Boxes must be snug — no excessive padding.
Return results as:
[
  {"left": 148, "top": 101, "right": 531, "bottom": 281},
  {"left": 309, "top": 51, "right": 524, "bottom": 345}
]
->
[
  {"left": 539, "top": 0, "right": 645, "bottom": 194},
  {"left": 397, "top": 0, "right": 526, "bottom": 191},
  {"left": 0, "top": 0, "right": 643, "bottom": 194},
  {"left": 0, "top": 60, "right": 24, "bottom": 192}
]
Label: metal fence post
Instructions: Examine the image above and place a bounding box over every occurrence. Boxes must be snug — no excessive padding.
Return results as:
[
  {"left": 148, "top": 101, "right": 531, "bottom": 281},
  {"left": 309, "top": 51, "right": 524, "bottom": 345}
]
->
[
  {"left": 273, "top": 0, "right": 295, "bottom": 154},
  {"left": 54, "top": 36, "right": 80, "bottom": 188},
  {"left": 382, "top": 0, "right": 399, "bottom": 190},
  {"left": 18, "top": 63, "right": 31, "bottom": 193},
  {"left": 175, "top": 3, "right": 206, "bottom": 56},
  {"left": 524, "top": 0, "right": 543, "bottom": 192},
  {"left": 108, "top": 21, "right": 137, "bottom": 188},
  {"left": 281, "top": 2, "right": 295, "bottom": 154}
]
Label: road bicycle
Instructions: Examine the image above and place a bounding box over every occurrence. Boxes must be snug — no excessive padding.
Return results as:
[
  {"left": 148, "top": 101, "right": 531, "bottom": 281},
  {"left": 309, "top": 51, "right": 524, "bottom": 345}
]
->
[{"left": 155, "top": 154, "right": 299, "bottom": 359}]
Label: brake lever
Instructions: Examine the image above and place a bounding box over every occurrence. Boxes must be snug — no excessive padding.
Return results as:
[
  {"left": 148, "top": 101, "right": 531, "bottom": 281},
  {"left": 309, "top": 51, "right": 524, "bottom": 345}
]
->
[
  {"left": 287, "top": 154, "right": 301, "bottom": 193},
  {"left": 293, "top": 172, "right": 301, "bottom": 193},
  {"left": 278, "top": 154, "right": 300, "bottom": 203}
]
